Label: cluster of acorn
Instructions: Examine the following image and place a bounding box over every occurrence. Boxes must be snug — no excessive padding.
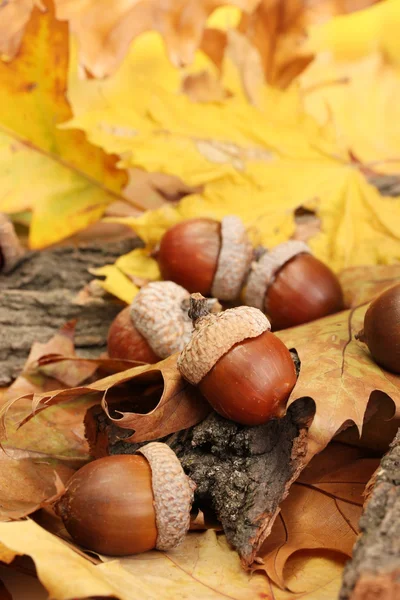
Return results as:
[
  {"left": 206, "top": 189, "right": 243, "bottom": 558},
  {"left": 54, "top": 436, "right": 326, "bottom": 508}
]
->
[{"left": 5, "top": 214, "right": 397, "bottom": 558}]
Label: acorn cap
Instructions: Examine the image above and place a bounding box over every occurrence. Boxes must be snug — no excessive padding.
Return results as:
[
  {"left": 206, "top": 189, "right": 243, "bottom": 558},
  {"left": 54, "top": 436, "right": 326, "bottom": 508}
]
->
[
  {"left": 245, "top": 240, "right": 311, "bottom": 310},
  {"left": 137, "top": 442, "right": 195, "bottom": 551},
  {"left": 211, "top": 215, "right": 253, "bottom": 301},
  {"left": 178, "top": 298, "right": 271, "bottom": 385},
  {"left": 131, "top": 281, "right": 193, "bottom": 358},
  {"left": 0, "top": 213, "right": 25, "bottom": 273}
]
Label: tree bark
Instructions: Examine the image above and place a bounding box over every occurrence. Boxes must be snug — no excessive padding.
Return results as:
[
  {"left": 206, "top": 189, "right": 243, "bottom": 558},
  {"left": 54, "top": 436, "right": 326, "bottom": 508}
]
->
[
  {"left": 0, "top": 239, "right": 140, "bottom": 385},
  {"left": 85, "top": 396, "right": 315, "bottom": 567},
  {"left": 340, "top": 429, "right": 400, "bottom": 600}
]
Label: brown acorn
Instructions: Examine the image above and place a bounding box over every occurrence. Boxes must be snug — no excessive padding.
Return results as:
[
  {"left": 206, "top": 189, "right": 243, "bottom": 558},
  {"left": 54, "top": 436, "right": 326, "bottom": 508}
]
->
[
  {"left": 245, "top": 241, "right": 344, "bottom": 329},
  {"left": 178, "top": 294, "right": 297, "bottom": 426},
  {"left": 356, "top": 283, "right": 400, "bottom": 374},
  {"left": 157, "top": 216, "right": 253, "bottom": 300},
  {"left": 0, "top": 213, "right": 25, "bottom": 273},
  {"left": 55, "top": 442, "right": 195, "bottom": 556}
]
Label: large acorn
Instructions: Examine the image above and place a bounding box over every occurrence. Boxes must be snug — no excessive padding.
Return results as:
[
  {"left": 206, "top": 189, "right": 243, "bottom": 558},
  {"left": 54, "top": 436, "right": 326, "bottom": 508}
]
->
[
  {"left": 157, "top": 215, "right": 253, "bottom": 300},
  {"left": 56, "top": 442, "right": 195, "bottom": 556},
  {"left": 178, "top": 294, "right": 297, "bottom": 426},
  {"left": 245, "top": 241, "right": 344, "bottom": 330}
]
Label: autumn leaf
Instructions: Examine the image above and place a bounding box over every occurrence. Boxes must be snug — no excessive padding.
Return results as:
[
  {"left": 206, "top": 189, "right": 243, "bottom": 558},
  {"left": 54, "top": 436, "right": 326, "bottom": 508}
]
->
[
  {"left": 0, "top": 0, "right": 127, "bottom": 249},
  {"left": 339, "top": 264, "right": 400, "bottom": 308},
  {"left": 2, "top": 354, "right": 210, "bottom": 445},
  {"left": 0, "top": 519, "right": 347, "bottom": 599},
  {"left": 0, "top": 448, "right": 73, "bottom": 521},
  {"left": 301, "top": 1, "right": 400, "bottom": 174},
  {"left": 0, "top": 0, "right": 45, "bottom": 61},
  {"left": 277, "top": 305, "right": 400, "bottom": 459},
  {"left": 0, "top": 323, "right": 99, "bottom": 461},
  {"left": 54, "top": 0, "right": 261, "bottom": 78},
  {"left": 259, "top": 443, "right": 379, "bottom": 589}
]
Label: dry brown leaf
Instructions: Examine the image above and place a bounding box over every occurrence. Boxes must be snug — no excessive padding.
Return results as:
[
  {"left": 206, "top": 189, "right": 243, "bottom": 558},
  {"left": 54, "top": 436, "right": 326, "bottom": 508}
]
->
[
  {"left": 277, "top": 305, "right": 400, "bottom": 459},
  {"left": 2, "top": 355, "right": 210, "bottom": 445},
  {"left": 339, "top": 264, "right": 400, "bottom": 308},
  {"left": 259, "top": 442, "right": 379, "bottom": 589},
  {"left": 0, "top": 447, "right": 73, "bottom": 521},
  {"left": 54, "top": 0, "right": 261, "bottom": 78},
  {"left": 0, "top": 0, "right": 45, "bottom": 61},
  {"left": 123, "top": 168, "right": 199, "bottom": 211},
  {"left": 181, "top": 70, "right": 230, "bottom": 103}
]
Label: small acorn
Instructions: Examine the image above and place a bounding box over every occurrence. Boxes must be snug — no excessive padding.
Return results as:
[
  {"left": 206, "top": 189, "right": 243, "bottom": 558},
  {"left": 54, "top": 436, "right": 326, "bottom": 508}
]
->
[
  {"left": 108, "top": 281, "right": 194, "bottom": 363},
  {"left": 177, "top": 294, "right": 297, "bottom": 426},
  {"left": 356, "top": 283, "right": 400, "bottom": 374},
  {"left": 108, "top": 281, "right": 221, "bottom": 363},
  {"left": 55, "top": 442, "right": 195, "bottom": 556},
  {"left": 0, "top": 213, "right": 25, "bottom": 273},
  {"left": 157, "top": 216, "right": 253, "bottom": 300},
  {"left": 245, "top": 241, "right": 344, "bottom": 330}
]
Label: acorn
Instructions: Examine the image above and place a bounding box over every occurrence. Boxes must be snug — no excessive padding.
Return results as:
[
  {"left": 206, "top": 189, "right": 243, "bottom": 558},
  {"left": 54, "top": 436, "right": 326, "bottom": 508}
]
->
[
  {"left": 245, "top": 241, "right": 344, "bottom": 330},
  {"left": 107, "top": 281, "right": 221, "bottom": 363},
  {"left": 177, "top": 294, "right": 297, "bottom": 426},
  {"left": 157, "top": 216, "right": 253, "bottom": 300},
  {"left": 0, "top": 213, "right": 25, "bottom": 273},
  {"left": 356, "top": 283, "right": 400, "bottom": 374},
  {"left": 55, "top": 442, "right": 195, "bottom": 556}
]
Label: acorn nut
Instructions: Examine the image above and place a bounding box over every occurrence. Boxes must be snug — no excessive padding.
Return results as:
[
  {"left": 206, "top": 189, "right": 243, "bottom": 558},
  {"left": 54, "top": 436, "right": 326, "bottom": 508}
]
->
[
  {"left": 55, "top": 442, "right": 195, "bottom": 556},
  {"left": 356, "top": 283, "right": 400, "bottom": 374},
  {"left": 157, "top": 216, "right": 253, "bottom": 300},
  {"left": 178, "top": 294, "right": 297, "bottom": 426},
  {"left": 245, "top": 241, "right": 344, "bottom": 330},
  {"left": 108, "top": 281, "right": 221, "bottom": 362}
]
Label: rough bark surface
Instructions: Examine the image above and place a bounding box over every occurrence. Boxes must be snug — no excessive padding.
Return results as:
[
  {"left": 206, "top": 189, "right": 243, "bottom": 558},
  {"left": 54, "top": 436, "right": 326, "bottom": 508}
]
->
[
  {"left": 85, "top": 397, "right": 315, "bottom": 567},
  {"left": 340, "top": 429, "right": 400, "bottom": 600},
  {"left": 0, "top": 239, "right": 140, "bottom": 385}
]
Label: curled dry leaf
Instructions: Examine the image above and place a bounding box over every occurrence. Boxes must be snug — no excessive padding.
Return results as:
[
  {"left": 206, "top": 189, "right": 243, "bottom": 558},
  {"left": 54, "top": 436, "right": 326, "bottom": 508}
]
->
[
  {"left": 277, "top": 305, "right": 400, "bottom": 460},
  {"left": 1, "top": 355, "right": 210, "bottom": 445},
  {"left": 259, "top": 443, "right": 379, "bottom": 589}
]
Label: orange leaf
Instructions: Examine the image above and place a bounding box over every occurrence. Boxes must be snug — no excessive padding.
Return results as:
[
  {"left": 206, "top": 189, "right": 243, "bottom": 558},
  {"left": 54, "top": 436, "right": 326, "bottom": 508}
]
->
[
  {"left": 259, "top": 443, "right": 379, "bottom": 590},
  {"left": 1, "top": 354, "right": 210, "bottom": 445},
  {"left": 277, "top": 306, "right": 400, "bottom": 459}
]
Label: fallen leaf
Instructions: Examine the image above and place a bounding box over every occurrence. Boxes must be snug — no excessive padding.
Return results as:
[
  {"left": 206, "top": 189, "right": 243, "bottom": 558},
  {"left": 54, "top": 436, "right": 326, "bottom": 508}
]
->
[
  {"left": 54, "top": 0, "right": 261, "bottom": 77},
  {"left": 301, "top": 1, "right": 400, "bottom": 175},
  {"left": 0, "top": 448, "right": 72, "bottom": 521},
  {"left": 0, "top": 0, "right": 45, "bottom": 61},
  {"left": 259, "top": 442, "right": 379, "bottom": 589},
  {"left": 339, "top": 264, "right": 400, "bottom": 308},
  {"left": 0, "top": 0, "right": 128, "bottom": 249},
  {"left": 66, "top": 26, "right": 400, "bottom": 278},
  {"left": 2, "top": 355, "right": 211, "bottom": 445},
  {"left": 0, "top": 324, "right": 98, "bottom": 462},
  {"left": 0, "top": 519, "right": 347, "bottom": 599},
  {"left": 277, "top": 304, "right": 400, "bottom": 459}
]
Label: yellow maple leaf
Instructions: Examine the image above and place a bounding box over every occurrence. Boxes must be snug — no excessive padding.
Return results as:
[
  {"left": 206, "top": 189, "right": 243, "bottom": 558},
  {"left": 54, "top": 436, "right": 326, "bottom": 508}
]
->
[
  {"left": 0, "top": 0, "right": 127, "bottom": 249},
  {"left": 0, "top": 0, "right": 45, "bottom": 61},
  {"left": 301, "top": 0, "right": 400, "bottom": 172}
]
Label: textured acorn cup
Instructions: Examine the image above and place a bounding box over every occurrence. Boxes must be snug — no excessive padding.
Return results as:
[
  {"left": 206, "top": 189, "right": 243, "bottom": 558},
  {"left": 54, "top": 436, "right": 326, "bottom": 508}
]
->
[
  {"left": 107, "top": 281, "right": 197, "bottom": 362},
  {"left": 178, "top": 294, "right": 297, "bottom": 426},
  {"left": 356, "top": 283, "right": 400, "bottom": 374},
  {"left": 157, "top": 216, "right": 253, "bottom": 301},
  {"left": 245, "top": 241, "right": 344, "bottom": 330},
  {"left": 55, "top": 442, "right": 195, "bottom": 556},
  {"left": 0, "top": 213, "right": 25, "bottom": 273}
]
